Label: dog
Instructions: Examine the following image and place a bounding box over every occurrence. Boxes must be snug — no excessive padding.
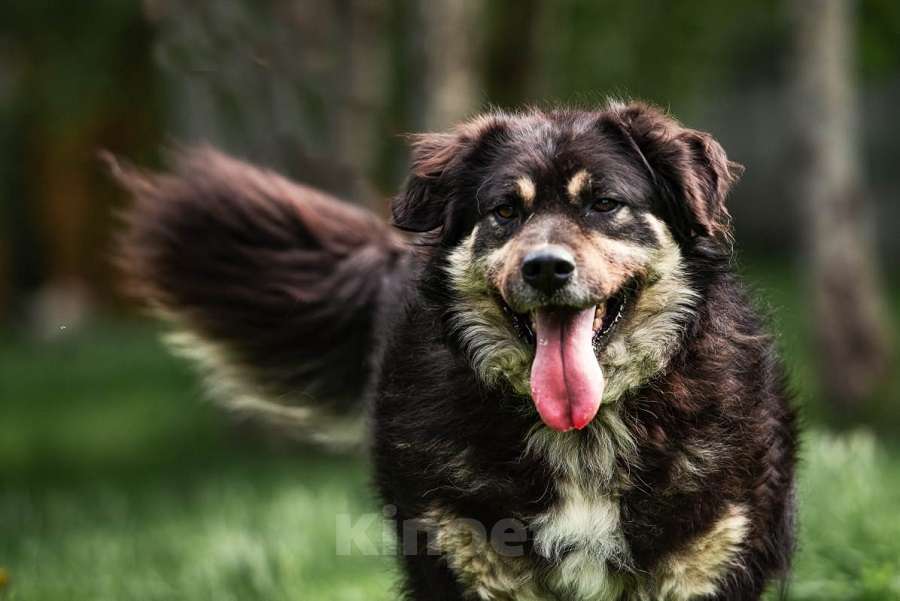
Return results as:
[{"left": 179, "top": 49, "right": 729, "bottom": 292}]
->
[{"left": 113, "top": 100, "right": 797, "bottom": 600}]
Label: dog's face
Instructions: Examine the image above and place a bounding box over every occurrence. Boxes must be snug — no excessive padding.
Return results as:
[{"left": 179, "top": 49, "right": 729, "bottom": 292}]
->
[{"left": 394, "top": 102, "right": 740, "bottom": 432}]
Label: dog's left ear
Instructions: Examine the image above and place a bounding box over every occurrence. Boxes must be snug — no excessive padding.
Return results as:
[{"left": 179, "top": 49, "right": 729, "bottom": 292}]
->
[{"left": 607, "top": 102, "right": 744, "bottom": 241}]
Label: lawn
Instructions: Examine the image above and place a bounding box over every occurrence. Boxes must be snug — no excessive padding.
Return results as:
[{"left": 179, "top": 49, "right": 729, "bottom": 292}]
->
[
  {"left": 1, "top": 267, "right": 899, "bottom": 600},
  {"left": 0, "top": 322, "right": 394, "bottom": 601}
]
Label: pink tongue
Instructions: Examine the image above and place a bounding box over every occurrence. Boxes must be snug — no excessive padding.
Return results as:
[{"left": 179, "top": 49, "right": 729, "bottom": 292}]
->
[{"left": 530, "top": 307, "right": 605, "bottom": 432}]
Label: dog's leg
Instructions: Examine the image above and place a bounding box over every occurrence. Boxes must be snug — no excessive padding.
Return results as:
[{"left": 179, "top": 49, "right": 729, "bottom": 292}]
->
[
  {"left": 400, "top": 552, "right": 467, "bottom": 601},
  {"left": 704, "top": 557, "right": 773, "bottom": 601}
]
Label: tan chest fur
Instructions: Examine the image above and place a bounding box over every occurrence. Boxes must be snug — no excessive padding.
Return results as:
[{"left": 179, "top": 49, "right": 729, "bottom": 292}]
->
[{"left": 426, "top": 496, "right": 748, "bottom": 601}]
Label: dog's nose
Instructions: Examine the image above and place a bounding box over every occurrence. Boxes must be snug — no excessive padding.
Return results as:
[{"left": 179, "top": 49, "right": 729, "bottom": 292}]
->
[{"left": 521, "top": 246, "right": 575, "bottom": 294}]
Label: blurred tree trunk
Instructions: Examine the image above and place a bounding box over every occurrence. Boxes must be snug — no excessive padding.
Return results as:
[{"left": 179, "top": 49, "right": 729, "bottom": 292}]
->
[
  {"left": 483, "top": 0, "right": 545, "bottom": 107},
  {"left": 0, "top": 236, "right": 8, "bottom": 318},
  {"left": 790, "top": 0, "right": 891, "bottom": 409},
  {"left": 333, "top": 1, "right": 389, "bottom": 211},
  {"left": 413, "top": 0, "right": 483, "bottom": 130},
  {"left": 152, "top": 0, "right": 380, "bottom": 206}
]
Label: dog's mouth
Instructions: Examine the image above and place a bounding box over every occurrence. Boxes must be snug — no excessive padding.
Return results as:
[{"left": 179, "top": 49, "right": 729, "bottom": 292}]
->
[
  {"left": 497, "top": 286, "right": 632, "bottom": 433},
  {"left": 498, "top": 287, "right": 630, "bottom": 349}
]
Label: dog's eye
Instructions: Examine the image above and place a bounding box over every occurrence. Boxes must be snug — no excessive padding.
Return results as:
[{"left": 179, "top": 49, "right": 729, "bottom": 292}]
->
[
  {"left": 589, "top": 198, "right": 621, "bottom": 213},
  {"left": 493, "top": 204, "right": 518, "bottom": 221}
]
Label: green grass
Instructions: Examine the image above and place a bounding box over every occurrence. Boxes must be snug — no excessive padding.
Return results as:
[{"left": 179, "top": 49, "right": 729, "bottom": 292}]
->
[
  {"left": 790, "top": 431, "right": 900, "bottom": 600},
  {"left": 0, "top": 323, "right": 395, "bottom": 601},
  {"left": 1, "top": 266, "right": 899, "bottom": 600}
]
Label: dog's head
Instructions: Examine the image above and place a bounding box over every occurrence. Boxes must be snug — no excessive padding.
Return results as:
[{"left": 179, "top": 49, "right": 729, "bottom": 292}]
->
[{"left": 393, "top": 102, "right": 741, "bottom": 432}]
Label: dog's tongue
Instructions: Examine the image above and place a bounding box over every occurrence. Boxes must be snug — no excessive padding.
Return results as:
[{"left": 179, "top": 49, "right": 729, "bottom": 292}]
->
[{"left": 530, "top": 307, "right": 605, "bottom": 432}]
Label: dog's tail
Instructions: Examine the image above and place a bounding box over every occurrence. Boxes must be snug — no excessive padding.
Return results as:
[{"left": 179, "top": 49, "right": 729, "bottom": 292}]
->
[{"left": 107, "top": 147, "right": 410, "bottom": 450}]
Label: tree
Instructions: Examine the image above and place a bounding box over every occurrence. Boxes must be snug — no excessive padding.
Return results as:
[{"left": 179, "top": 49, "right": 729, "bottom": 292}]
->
[
  {"left": 412, "top": 0, "right": 483, "bottom": 130},
  {"left": 789, "top": 0, "right": 891, "bottom": 410}
]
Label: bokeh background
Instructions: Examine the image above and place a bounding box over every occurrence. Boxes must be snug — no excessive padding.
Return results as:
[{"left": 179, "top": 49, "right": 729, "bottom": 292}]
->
[{"left": 1, "top": 1, "right": 899, "bottom": 599}]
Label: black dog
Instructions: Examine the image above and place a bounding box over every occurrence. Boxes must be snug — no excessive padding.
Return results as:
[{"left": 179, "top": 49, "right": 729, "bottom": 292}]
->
[{"left": 115, "top": 101, "right": 797, "bottom": 600}]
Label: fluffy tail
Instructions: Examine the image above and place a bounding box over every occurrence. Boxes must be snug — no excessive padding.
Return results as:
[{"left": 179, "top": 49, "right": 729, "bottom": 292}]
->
[{"left": 108, "top": 148, "right": 409, "bottom": 449}]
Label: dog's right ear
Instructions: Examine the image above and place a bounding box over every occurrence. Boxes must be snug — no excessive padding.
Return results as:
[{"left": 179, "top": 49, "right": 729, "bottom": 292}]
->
[
  {"left": 391, "top": 133, "right": 462, "bottom": 233},
  {"left": 392, "top": 116, "right": 509, "bottom": 233}
]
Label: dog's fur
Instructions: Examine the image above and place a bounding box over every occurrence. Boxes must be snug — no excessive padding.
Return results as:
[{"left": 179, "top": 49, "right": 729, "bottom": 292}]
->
[{"left": 114, "top": 101, "right": 797, "bottom": 600}]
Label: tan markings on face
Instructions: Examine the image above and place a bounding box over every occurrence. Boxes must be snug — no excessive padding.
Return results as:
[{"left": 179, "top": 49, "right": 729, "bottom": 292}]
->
[
  {"left": 579, "top": 233, "right": 654, "bottom": 298},
  {"left": 491, "top": 214, "right": 655, "bottom": 312},
  {"left": 445, "top": 228, "right": 533, "bottom": 395},
  {"left": 486, "top": 217, "right": 559, "bottom": 308},
  {"left": 491, "top": 241, "right": 525, "bottom": 308},
  {"left": 566, "top": 169, "right": 590, "bottom": 202},
  {"left": 515, "top": 176, "right": 536, "bottom": 209},
  {"left": 598, "top": 214, "right": 700, "bottom": 403},
  {"left": 449, "top": 212, "right": 700, "bottom": 411},
  {"left": 651, "top": 504, "right": 749, "bottom": 600}
]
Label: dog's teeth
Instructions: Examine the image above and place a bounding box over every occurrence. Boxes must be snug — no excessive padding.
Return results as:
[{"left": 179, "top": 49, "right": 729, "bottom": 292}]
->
[{"left": 593, "top": 317, "right": 602, "bottom": 331}]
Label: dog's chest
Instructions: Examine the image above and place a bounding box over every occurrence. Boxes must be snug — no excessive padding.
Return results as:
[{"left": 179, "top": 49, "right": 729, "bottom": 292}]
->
[
  {"left": 520, "top": 420, "right": 636, "bottom": 600},
  {"left": 432, "top": 464, "right": 750, "bottom": 601},
  {"left": 427, "top": 477, "right": 630, "bottom": 601},
  {"left": 530, "top": 480, "right": 631, "bottom": 601},
  {"left": 426, "top": 418, "right": 640, "bottom": 599}
]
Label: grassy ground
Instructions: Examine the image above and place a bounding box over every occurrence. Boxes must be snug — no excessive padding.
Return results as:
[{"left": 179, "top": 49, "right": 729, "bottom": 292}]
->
[
  {"left": 1, "top": 267, "right": 899, "bottom": 600},
  {"left": 0, "top": 322, "right": 395, "bottom": 601}
]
